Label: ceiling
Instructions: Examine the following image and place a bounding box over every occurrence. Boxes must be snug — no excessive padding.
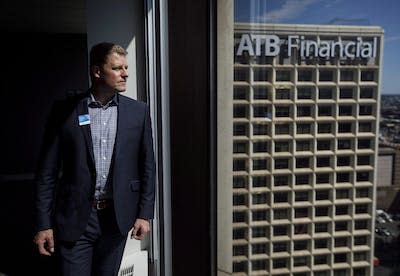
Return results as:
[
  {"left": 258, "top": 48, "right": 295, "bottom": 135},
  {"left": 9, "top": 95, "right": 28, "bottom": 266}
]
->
[{"left": 0, "top": 0, "right": 86, "bottom": 33}]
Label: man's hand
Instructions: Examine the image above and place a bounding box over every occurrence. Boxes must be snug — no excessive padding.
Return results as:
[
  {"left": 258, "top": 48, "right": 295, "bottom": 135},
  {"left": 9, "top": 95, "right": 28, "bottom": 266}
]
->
[
  {"left": 33, "top": 229, "right": 54, "bottom": 256},
  {"left": 130, "top": 218, "right": 150, "bottom": 240}
]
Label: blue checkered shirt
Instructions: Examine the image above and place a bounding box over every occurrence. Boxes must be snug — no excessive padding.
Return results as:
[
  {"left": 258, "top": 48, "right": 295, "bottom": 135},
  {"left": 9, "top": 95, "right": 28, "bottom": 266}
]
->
[{"left": 88, "top": 93, "right": 118, "bottom": 200}]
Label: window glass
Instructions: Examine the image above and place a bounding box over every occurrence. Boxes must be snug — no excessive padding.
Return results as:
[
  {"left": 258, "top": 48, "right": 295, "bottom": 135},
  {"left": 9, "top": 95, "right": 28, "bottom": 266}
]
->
[
  {"left": 318, "top": 123, "right": 332, "bottom": 133},
  {"left": 340, "top": 70, "right": 355, "bottom": 81},
  {"left": 360, "top": 87, "right": 373, "bottom": 98},
  {"left": 276, "top": 70, "right": 291, "bottom": 82},
  {"left": 316, "top": 173, "right": 330, "bottom": 184},
  {"left": 273, "top": 242, "right": 288, "bottom": 252},
  {"left": 297, "top": 87, "right": 313, "bottom": 99},
  {"left": 361, "top": 70, "right": 376, "bottom": 81},
  {"left": 296, "top": 140, "right": 311, "bottom": 151},
  {"left": 276, "top": 88, "right": 290, "bottom": 100},
  {"left": 253, "top": 123, "right": 269, "bottom": 136},
  {"left": 316, "top": 190, "right": 330, "bottom": 201},
  {"left": 337, "top": 139, "right": 352, "bottom": 150},
  {"left": 253, "top": 68, "right": 270, "bottom": 82},
  {"left": 218, "top": 4, "right": 382, "bottom": 275},
  {"left": 253, "top": 141, "right": 268, "bottom": 153},
  {"left": 275, "top": 106, "right": 291, "bottom": 117},
  {"left": 275, "top": 141, "right": 290, "bottom": 152},
  {"left": 318, "top": 105, "right": 332, "bottom": 116},
  {"left": 297, "top": 106, "right": 312, "bottom": 117},
  {"left": 319, "top": 88, "right": 334, "bottom": 99},
  {"left": 233, "top": 123, "right": 248, "bottom": 136},
  {"left": 317, "top": 140, "right": 331, "bottom": 151},
  {"left": 298, "top": 70, "right": 313, "bottom": 82},
  {"left": 315, "top": 223, "right": 329, "bottom": 232},
  {"left": 253, "top": 87, "right": 269, "bottom": 100},
  {"left": 254, "top": 105, "right": 270, "bottom": 118},
  {"left": 319, "top": 70, "right": 334, "bottom": 81},
  {"left": 234, "top": 86, "right": 249, "bottom": 100},
  {"left": 339, "top": 88, "right": 353, "bottom": 99},
  {"left": 296, "top": 157, "right": 310, "bottom": 168},
  {"left": 252, "top": 176, "right": 266, "bottom": 188},
  {"left": 297, "top": 123, "right": 312, "bottom": 134},
  {"left": 274, "top": 175, "right": 290, "bottom": 187},
  {"left": 275, "top": 123, "right": 290, "bottom": 135},
  {"left": 296, "top": 174, "right": 310, "bottom": 185}
]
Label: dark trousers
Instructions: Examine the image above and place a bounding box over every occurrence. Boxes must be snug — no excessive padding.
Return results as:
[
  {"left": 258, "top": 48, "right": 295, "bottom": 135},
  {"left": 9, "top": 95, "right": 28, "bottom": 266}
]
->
[{"left": 58, "top": 206, "right": 127, "bottom": 276}]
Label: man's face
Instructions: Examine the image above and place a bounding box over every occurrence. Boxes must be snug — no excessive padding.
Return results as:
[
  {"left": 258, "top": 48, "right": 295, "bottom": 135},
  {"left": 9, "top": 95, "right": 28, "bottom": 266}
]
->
[{"left": 99, "top": 52, "right": 128, "bottom": 92}]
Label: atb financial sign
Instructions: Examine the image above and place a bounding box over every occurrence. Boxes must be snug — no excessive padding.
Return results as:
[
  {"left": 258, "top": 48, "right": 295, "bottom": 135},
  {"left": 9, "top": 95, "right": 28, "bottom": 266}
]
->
[{"left": 236, "top": 34, "right": 378, "bottom": 58}]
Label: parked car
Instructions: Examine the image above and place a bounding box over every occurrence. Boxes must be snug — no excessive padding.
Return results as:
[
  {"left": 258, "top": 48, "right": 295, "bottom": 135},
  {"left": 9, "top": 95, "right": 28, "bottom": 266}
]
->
[
  {"left": 376, "top": 209, "right": 393, "bottom": 223},
  {"left": 376, "top": 216, "right": 386, "bottom": 224},
  {"left": 376, "top": 227, "right": 391, "bottom": 236}
]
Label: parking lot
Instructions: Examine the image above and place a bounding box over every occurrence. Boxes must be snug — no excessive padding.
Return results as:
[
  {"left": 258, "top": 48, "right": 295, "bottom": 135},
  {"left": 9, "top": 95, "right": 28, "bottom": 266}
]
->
[{"left": 374, "top": 211, "right": 400, "bottom": 275}]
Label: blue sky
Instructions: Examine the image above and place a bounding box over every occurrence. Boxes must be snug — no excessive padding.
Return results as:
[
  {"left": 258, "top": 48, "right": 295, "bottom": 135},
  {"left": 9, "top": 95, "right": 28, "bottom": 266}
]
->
[{"left": 235, "top": 0, "right": 400, "bottom": 94}]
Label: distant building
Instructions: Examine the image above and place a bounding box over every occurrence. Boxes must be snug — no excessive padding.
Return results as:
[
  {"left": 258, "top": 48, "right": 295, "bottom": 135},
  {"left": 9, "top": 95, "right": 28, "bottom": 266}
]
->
[
  {"left": 377, "top": 145, "right": 400, "bottom": 211},
  {"left": 220, "top": 23, "right": 384, "bottom": 276}
]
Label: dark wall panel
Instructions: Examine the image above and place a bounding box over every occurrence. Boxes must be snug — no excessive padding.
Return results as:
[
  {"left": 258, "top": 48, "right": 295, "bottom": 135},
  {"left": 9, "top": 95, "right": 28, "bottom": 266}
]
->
[
  {"left": 0, "top": 32, "right": 88, "bottom": 276},
  {"left": 0, "top": 32, "right": 88, "bottom": 175},
  {"left": 168, "top": 1, "right": 212, "bottom": 275}
]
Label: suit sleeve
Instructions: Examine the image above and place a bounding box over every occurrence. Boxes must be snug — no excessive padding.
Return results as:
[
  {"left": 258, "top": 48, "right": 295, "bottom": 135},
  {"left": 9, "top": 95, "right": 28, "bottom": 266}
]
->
[
  {"left": 138, "top": 105, "right": 156, "bottom": 220},
  {"left": 34, "top": 103, "right": 62, "bottom": 232}
]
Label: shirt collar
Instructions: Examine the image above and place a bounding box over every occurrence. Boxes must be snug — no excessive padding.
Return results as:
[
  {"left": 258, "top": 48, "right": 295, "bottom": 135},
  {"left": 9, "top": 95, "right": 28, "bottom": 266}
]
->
[{"left": 88, "top": 92, "right": 119, "bottom": 108}]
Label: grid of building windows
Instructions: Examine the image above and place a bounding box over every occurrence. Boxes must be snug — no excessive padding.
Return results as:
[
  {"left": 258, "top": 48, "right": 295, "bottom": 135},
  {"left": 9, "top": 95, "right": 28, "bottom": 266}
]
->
[{"left": 231, "top": 23, "right": 382, "bottom": 276}]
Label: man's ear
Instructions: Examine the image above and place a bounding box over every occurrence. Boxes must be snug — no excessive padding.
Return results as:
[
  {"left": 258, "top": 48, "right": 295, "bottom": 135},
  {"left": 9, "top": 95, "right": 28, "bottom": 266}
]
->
[{"left": 92, "top": 65, "right": 101, "bottom": 79}]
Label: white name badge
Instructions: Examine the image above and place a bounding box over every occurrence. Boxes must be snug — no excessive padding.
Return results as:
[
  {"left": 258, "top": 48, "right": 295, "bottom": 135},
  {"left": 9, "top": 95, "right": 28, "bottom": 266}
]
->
[{"left": 78, "top": 114, "right": 91, "bottom": 126}]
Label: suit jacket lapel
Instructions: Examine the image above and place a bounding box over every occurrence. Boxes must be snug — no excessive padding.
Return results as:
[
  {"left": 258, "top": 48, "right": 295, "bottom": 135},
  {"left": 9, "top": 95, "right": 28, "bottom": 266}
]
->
[
  {"left": 114, "top": 95, "right": 126, "bottom": 165},
  {"left": 76, "top": 97, "right": 95, "bottom": 171}
]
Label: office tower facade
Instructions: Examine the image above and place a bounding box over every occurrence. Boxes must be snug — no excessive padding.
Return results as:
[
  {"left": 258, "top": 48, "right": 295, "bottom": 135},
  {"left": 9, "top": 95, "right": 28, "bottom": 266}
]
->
[{"left": 224, "top": 24, "right": 383, "bottom": 276}]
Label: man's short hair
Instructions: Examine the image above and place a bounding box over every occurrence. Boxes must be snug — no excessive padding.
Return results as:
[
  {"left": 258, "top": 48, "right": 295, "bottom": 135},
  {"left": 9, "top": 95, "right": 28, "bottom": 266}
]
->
[{"left": 89, "top": 42, "right": 128, "bottom": 69}]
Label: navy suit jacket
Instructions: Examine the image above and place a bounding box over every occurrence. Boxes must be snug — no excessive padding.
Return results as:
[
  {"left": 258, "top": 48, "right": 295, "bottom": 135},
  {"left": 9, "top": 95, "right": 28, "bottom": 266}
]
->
[{"left": 35, "top": 92, "right": 155, "bottom": 242}]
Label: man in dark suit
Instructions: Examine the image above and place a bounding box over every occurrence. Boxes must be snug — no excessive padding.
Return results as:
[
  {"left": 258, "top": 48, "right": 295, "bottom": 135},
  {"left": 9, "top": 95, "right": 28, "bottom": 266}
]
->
[{"left": 33, "top": 42, "right": 155, "bottom": 276}]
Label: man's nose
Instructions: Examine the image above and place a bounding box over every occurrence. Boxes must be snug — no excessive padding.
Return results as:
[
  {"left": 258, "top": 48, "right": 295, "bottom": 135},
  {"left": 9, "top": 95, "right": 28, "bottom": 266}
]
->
[{"left": 122, "top": 68, "right": 129, "bottom": 77}]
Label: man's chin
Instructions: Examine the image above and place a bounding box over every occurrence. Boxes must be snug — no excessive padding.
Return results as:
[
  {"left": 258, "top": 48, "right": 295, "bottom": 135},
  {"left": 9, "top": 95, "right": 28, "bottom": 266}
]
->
[{"left": 115, "top": 87, "right": 127, "bottom": 93}]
